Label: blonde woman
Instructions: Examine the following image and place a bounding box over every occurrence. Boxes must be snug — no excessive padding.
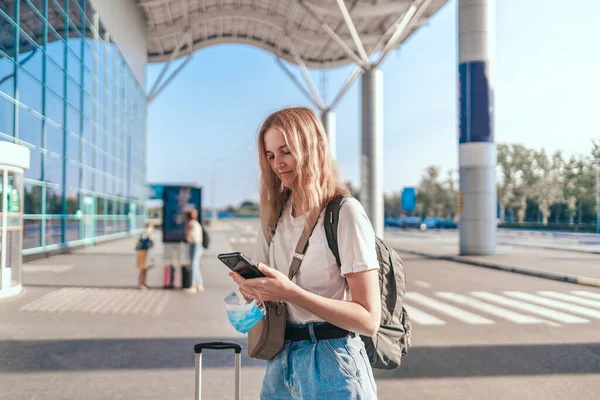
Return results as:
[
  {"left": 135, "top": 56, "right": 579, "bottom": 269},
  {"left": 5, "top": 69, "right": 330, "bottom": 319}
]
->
[{"left": 230, "top": 107, "right": 380, "bottom": 399}]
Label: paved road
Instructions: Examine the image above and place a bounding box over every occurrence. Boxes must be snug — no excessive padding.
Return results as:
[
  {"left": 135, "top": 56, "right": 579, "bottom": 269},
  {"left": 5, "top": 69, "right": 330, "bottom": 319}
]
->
[{"left": 1, "top": 219, "right": 599, "bottom": 399}]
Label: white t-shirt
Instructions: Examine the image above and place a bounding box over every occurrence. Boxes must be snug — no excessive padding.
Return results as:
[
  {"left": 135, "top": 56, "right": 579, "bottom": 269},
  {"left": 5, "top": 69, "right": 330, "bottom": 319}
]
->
[
  {"left": 251, "top": 197, "right": 379, "bottom": 324},
  {"left": 188, "top": 220, "right": 203, "bottom": 244}
]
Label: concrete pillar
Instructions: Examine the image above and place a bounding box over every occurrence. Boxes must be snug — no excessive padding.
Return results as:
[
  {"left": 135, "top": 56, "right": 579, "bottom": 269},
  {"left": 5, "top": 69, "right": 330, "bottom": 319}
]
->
[
  {"left": 361, "top": 69, "right": 384, "bottom": 237},
  {"left": 458, "top": 0, "right": 496, "bottom": 255},
  {"left": 322, "top": 110, "right": 336, "bottom": 160}
]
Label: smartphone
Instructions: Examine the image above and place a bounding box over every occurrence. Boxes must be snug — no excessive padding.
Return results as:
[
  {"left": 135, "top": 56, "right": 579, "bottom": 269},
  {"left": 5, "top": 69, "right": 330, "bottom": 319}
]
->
[{"left": 218, "top": 252, "right": 266, "bottom": 279}]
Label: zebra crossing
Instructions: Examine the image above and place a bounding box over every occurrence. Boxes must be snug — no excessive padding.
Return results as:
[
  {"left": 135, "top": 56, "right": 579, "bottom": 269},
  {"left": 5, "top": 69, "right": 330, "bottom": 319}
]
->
[{"left": 404, "top": 290, "right": 600, "bottom": 326}]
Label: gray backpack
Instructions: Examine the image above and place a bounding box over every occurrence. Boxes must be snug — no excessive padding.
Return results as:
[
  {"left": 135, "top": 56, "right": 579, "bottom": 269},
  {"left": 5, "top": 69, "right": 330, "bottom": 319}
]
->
[{"left": 324, "top": 195, "right": 412, "bottom": 369}]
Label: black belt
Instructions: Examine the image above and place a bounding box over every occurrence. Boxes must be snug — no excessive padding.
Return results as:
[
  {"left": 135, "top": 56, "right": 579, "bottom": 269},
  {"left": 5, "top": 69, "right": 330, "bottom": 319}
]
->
[{"left": 284, "top": 323, "right": 353, "bottom": 341}]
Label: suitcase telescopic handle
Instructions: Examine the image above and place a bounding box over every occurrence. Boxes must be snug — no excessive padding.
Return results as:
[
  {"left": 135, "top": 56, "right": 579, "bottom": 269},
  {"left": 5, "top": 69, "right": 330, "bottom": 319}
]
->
[
  {"left": 194, "top": 342, "right": 242, "bottom": 400},
  {"left": 194, "top": 342, "right": 242, "bottom": 354}
]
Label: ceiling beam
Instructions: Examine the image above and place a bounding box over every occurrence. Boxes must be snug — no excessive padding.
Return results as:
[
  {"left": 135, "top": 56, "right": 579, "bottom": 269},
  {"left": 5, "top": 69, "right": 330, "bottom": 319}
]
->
[{"left": 303, "top": 0, "right": 412, "bottom": 18}]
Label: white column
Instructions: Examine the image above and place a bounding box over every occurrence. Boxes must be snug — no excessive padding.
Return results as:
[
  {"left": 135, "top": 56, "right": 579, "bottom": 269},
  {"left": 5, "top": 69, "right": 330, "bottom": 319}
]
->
[
  {"left": 361, "top": 69, "right": 384, "bottom": 237},
  {"left": 458, "top": 0, "right": 496, "bottom": 255},
  {"left": 321, "top": 110, "right": 336, "bottom": 160}
]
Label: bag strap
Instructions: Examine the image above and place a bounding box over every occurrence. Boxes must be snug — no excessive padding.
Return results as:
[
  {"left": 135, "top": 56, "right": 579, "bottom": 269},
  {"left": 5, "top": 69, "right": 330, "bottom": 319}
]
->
[
  {"left": 323, "top": 194, "right": 351, "bottom": 268},
  {"left": 287, "top": 214, "right": 320, "bottom": 280}
]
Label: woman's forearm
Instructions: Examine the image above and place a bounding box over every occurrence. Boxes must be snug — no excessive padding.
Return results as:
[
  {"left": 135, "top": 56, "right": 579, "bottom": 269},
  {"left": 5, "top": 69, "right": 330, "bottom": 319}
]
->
[{"left": 286, "top": 286, "right": 379, "bottom": 336}]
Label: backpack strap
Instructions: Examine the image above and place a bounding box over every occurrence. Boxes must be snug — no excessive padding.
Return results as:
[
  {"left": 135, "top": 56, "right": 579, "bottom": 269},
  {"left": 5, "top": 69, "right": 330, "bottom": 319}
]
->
[{"left": 323, "top": 194, "right": 351, "bottom": 268}]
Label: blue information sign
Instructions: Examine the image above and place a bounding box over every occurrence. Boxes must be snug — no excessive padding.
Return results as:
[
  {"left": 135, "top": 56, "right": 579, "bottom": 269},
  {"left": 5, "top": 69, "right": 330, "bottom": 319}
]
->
[
  {"left": 162, "top": 186, "right": 202, "bottom": 243},
  {"left": 401, "top": 187, "right": 416, "bottom": 212}
]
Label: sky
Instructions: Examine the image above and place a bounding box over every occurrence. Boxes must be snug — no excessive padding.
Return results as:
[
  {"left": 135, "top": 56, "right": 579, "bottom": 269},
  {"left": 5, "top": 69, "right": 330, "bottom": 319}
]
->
[{"left": 146, "top": 0, "right": 600, "bottom": 209}]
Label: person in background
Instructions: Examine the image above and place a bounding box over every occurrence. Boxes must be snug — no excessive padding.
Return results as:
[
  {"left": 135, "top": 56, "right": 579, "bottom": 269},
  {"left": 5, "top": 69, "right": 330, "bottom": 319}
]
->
[
  {"left": 184, "top": 208, "right": 204, "bottom": 293},
  {"left": 135, "top": 222, "right": 154, "bottom": 291}
]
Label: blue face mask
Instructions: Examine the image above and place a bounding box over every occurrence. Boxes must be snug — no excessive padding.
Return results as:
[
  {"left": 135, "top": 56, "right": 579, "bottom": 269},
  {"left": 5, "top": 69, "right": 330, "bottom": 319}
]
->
[{"left": 224, "top": 291, "right": 265, "bottom": 334}]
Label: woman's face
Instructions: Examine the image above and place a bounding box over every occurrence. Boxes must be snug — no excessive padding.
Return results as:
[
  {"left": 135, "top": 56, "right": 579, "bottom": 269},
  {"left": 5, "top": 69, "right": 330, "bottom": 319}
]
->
[{"left": 263, "top": 128, "right": 297, "bottom": 189}]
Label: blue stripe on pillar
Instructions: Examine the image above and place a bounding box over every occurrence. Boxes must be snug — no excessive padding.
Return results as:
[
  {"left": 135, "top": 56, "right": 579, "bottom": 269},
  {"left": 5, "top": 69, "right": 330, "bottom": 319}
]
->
[{"left": 459, "top": 61, "right": 493, "bottom": 144}]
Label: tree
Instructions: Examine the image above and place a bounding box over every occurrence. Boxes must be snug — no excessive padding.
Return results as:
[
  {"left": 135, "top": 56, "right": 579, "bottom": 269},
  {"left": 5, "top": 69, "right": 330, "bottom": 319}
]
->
[
  {"left": 416, "top": 166, "right": 440, "bottom": 217},
  {"left": 511, "top": 144, "right": 536, "bottom": 223},
  {"left": 496, "top": 144, "right": 515, "bottom": 222},
  {"left": 384, "top": 191, "right": 402, "bottom": 217},
  {"left": 530, "top": 150, "right": 564, "bottom": 225},
  {"left": 563, "top": 156, "right": 581, "bottom": 224}
]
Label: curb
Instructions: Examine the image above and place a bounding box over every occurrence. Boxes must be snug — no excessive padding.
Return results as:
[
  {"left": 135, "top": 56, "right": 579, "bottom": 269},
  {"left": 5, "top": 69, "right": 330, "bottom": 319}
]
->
[
  {"left": 395, "top": 248, "right": 600, "bottom": 289},
  {"left": 496, "top": 241, "right": 600, "bottom": 256}
]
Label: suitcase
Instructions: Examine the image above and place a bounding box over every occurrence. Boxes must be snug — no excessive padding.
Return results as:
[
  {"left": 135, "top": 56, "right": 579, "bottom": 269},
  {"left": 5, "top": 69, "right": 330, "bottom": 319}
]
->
[
  {"left": 163, "top": 264, "right": 176, "bottom": 289},
  {"left": 194, "top": 342, "right": 242, "bottom": 400},
  {"left": 181, "top": 265, "right": 192, "bottom": 289}
]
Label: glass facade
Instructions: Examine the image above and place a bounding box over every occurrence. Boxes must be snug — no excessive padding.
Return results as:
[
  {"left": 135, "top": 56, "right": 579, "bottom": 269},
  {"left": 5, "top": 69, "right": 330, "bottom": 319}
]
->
[{"left": 0, "top": 0, "right": 147, "bottom": 254}]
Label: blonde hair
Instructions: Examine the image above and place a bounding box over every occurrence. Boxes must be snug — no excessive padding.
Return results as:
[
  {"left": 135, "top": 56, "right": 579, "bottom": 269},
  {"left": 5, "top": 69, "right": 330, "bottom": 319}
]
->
[{"left": 257, "top": 107, "right": 349, "bottom": 238}]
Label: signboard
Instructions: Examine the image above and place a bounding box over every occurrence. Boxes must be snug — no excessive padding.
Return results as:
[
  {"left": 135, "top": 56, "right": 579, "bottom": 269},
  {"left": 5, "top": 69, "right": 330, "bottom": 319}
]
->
[
  {"left": 401, "top": 187, "right": 416, "bottom": 212},
  {"left": 149, "top": 183, "right": 197, "bottom": 200},
  {"left": 162, "top": 186, "right": 202, "bottom": 243}
]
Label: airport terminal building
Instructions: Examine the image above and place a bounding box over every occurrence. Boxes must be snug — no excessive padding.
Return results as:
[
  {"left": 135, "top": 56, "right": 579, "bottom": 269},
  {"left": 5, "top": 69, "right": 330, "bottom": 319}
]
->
[
  {"left": 0, "top": 0, "right": 148, "bottom": 262},
  {"left": 1, "top": 0, "right": 495, "bottom": 303}
]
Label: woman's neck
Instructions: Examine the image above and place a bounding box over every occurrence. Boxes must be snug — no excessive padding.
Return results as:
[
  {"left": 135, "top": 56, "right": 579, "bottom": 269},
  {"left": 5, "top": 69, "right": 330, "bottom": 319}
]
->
[{"left": 289, "top": 194, "right": 304, "bottom": 218}]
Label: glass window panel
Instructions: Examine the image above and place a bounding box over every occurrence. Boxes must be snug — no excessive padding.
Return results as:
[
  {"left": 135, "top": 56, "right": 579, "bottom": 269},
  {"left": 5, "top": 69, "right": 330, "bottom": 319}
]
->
[
  {"left": 24, "top": 219, "right": 41, "bottom": 249},
  {"left": 95, "top": 147, "right": 104, "bottom": 171},
  {"left": 24, "top": 182, "right": 42, "bottom": 214},
  {"left": 0, "top": 95, "right": 14, "bottom": 136},
  {"left": 67, "top": 76, "right": 81, "bottom": 110},
  {"left": 66, "top": 104, "right": 79, "bottom": 134},
  {"left": 0, "top": 57, "right": 15, "bottom": 96},
  {"left": 18, "top": 107, "right": 42, "bottom": 147},
  {"left": 46, "top": 123, "right": 64, "bottom": 155},
  {"left": 68, "top": 0, "right": 83, "bottom": 36},
  {"left": 46, "top": 184, "right": 63, "bottom": 214},
  {"left": 83, "top": 141, "right": 93, "bottom": 166},
  {"left": 95, "top": 170, "right": 104, "bottom": 193},
  {"left": 67, "top": 48, "right": 81, "bottom": 84},
  {"left": 83, "top": 41, "right": 93, "bottom": 71},
  {"left": 17, "top": 69, "right": 42, "bottom": 113},
  {"left": 66, "top": 132, "right": 79, "bottom": 161},
  {"left": 19, "top": 2, "right": 44, "bottom": 47},
  {"left": 46, "top": 57, "right": 64, "bottom": 96},
  {"left": 18, "top": 48, "right": 43, "bottom": 82},
  {"left": 0, "top": 7, "right": 16, "bottom": 59},
  {"left": 45, "top": 219, "right": 62, "bottom": 244},
  {"left": 83, "top": 67, "right": 92, "bottom": 95},
  {"left": 82, "top": 166, "right": 93, "bottom": 190},
  {"left": 65, "top": 218, "right": 79, "bottom": 241},
  {"left": 94, "top": 126, "right": 102, "bottom": 149},
  {"left": 65, "top": 160, "right": 79, "bottom": 188},
  {"left": 46, "top": 28, "right": 65, "bottom": 69},
  {"left": 83, "top": 92, "right": 92, "bottom": 119},
  {"left": 96, "top": 197, "right": 103, "bottom": 214},
  {"left": 45, "top": 89, "right": 63, "bottom": 124},
  {"left": 25, "top": 147, "right": 42, "bottom": 181},
  {"left": 98, "top": 83, "right": 105, "bottom": 108},
  {"left": 45, "top": 153, "right": 63, "bottom": 185},
  {"left": 84, "top": 2, "right": 95, "bottom": 34},
  {"left": 48, "top": 0, "right": 67, "bottom": 40},
  {"left": 82, "top": 115, "right": 91, "bottom": 143}
]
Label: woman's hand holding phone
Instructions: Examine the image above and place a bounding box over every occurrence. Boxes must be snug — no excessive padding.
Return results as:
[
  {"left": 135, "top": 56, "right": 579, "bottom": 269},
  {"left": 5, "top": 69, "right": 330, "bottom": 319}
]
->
[{"left": 229, "top": 263, "right": 298, "bottom": 304}]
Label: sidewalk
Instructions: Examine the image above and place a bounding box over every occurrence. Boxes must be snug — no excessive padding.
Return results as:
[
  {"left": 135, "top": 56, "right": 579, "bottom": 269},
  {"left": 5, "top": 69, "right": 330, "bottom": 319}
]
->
[
  {"left": 385, "top": 235, "right": 600, "bottom": 288},
  {"left": 0, "top": 230, "right": 267, "bottom": 400}
]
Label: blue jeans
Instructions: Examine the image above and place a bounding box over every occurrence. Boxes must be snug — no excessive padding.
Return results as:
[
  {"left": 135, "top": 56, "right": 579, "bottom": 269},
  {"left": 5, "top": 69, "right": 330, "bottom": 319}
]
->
[
  {"left": 189, "top": 243, "right": 203, "bottom": 286},
  {"left": 261, "top": 322, "right": 378, "bottom": 400}
]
